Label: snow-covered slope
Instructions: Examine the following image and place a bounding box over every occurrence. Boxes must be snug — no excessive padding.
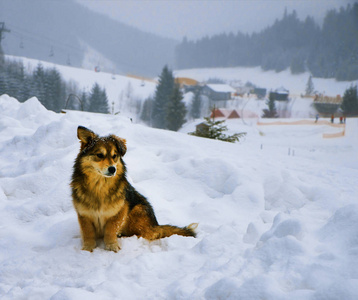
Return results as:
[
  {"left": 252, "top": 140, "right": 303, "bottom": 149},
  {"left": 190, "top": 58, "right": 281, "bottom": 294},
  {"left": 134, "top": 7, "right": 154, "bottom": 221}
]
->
[
  {"left": 7, "top": 55, "right": 157, "bottom": 121},
  {"left": 175, "top": 67, "right": 355, "bottom": 97},
  {"left": 0, "top": 94, "right": 357, "bottom": 299},
  {"left": 8, "top": 55, "right": 357, "bottom": 122}
]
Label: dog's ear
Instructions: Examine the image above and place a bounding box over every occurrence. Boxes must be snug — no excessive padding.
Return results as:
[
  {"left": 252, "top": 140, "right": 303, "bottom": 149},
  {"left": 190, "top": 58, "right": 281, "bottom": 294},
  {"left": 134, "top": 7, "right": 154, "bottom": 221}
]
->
[
  {"left": 110, "top": 134, "right": 127, "bottom": 157},
  {"left": 77, "top": 126, "right": 97, "bottom": 150}
]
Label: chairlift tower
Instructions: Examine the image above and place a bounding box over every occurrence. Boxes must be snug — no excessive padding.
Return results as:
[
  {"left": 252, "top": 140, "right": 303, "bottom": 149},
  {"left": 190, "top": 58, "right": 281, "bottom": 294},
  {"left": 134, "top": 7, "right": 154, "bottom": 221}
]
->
[
  {"left": 0, "top": 22, "right": 10, "bottom": 43},
  {"left": 0, "top": 22, "right": 10, "bottom": 63}
]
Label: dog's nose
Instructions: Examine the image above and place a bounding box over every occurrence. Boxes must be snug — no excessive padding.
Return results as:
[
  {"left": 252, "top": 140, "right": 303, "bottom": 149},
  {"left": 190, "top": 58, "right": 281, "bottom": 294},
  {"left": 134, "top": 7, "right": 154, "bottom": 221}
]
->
[{"left": 108, "top": 166, "right": 116, "bottom": 175}]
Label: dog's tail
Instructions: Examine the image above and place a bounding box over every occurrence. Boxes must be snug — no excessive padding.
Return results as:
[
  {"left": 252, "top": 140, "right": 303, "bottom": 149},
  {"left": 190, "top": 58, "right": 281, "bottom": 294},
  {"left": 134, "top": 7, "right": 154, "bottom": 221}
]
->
[{"left": 153, "top": 223, "right": 198, "bottom": 239}]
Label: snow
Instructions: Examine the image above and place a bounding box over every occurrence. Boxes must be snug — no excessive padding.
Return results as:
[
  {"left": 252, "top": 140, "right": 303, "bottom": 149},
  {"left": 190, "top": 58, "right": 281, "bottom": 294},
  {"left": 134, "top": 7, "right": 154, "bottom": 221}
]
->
[
  {"left": 175, "top": 67, "right": 356, "bottom": 97},
  {"left": 1, "top": 55, "right": 358, "bottom": 299},
  {"left": 7, "top": 55, "right": 357, "bottom": 121},
  {"left": 6, "top": 55, "right": 157, "bottom": 120},
  {"left": 1, "top": 91, "right": 358, "bottom": 299},
  {"left": 206, "top": 84, "right": 236, "bottom": 93}
]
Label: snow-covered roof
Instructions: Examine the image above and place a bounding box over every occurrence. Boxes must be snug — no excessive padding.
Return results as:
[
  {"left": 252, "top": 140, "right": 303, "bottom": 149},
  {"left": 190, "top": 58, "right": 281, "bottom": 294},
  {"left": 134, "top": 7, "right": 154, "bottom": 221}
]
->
[
  {"left": 275, "top": 86, "right": 289, "bottom": 94},
  {"left": 206, "top": 84, "right": 236, "bottom": 93}
]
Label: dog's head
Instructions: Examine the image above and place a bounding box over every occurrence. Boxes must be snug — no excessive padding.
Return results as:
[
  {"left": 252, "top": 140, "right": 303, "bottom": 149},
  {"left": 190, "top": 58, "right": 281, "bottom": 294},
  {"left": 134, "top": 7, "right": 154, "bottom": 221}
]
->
[{"left": 76, "top": 126, "right": 127, "bottom": 178}]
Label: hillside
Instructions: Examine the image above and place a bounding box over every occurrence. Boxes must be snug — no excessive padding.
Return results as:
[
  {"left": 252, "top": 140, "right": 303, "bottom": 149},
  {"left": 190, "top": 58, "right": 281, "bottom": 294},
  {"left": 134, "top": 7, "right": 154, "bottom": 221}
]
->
[
  {"left": 0, "top": 0, "right": 176, "bottom": 76},
  {"left": 0, "top": 94, "right": 357, "bottom": 299},
  {"left": 3, "top": 55, "right": 357, "bottom": 122},
  {"left": 175, "top": 5, "right": 358, "bottom": 81}
]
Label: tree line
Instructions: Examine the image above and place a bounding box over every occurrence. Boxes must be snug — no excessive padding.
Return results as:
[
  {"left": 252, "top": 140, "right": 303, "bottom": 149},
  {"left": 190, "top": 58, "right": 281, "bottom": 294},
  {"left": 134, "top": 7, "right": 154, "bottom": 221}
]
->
[
  {"left": 0, "top": 59, "right": 109, "bottom": 113},
  {"left": 175, "top": 4, "right": 358, "bottom": 81}
]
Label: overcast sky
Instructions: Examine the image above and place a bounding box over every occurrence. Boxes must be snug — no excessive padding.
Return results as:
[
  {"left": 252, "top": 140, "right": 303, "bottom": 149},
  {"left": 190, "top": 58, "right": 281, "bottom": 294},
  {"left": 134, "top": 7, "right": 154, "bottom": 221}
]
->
[{"left": 76, "top": 0, "right": 356, "bottom": 41}]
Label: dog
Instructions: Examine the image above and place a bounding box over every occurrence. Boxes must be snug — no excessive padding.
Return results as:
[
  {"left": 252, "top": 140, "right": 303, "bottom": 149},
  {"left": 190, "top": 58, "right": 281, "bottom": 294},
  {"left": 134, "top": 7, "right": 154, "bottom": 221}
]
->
[{"left": 71, "top": 126, "right": 197, "bottom": 252}]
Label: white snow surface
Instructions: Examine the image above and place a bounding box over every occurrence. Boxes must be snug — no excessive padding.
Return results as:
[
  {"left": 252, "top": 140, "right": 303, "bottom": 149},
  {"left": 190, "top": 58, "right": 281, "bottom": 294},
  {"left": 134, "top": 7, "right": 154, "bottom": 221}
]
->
[
  {"left": 175, "top": 67, "right": 356, "bottom": 97},
  {"left": 1, "top": 92, "right": 358, "bottom": 299}
]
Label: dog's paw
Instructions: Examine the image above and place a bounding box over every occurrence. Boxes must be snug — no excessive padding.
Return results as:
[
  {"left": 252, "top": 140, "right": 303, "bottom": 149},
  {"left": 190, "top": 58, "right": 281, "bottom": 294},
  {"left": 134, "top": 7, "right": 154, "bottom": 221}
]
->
[
  {"left": 105, "top": 242, "right": 120, "bottom": 253},
  {"left": 82, "top": 241, "right": 96, "bottom": 252}
]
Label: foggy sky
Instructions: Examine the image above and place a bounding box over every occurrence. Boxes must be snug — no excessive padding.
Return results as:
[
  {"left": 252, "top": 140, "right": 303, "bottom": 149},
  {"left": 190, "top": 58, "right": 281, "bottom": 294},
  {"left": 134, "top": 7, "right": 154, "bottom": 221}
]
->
[{"left": 76, "top": 0, "right": 356, "bottom": 41}]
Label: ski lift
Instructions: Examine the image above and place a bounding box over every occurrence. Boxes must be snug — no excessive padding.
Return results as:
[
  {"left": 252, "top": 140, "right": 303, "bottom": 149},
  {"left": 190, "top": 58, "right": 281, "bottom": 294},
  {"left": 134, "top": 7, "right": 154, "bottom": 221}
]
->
[
  {"left": 67, "top": 54, "right": 71, "bottom": 66},
  {"left": 19, "top": 39, "right": 24, "bottom": 49}
]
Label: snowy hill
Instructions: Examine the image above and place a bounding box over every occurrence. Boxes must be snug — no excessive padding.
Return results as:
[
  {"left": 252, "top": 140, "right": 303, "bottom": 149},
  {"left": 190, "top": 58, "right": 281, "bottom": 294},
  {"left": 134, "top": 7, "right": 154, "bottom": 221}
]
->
[
  {"left": 8, "top": 54, "right": 357, "bottom": 123},
  {"left": 6, "top": 55, "right": 158, "bottom": 121},
  {"left": 0, "top": 93, "right": 358, "bottom": 299},
  {"left": 1, "top": 0, "right": 175, "bottom": 76}
]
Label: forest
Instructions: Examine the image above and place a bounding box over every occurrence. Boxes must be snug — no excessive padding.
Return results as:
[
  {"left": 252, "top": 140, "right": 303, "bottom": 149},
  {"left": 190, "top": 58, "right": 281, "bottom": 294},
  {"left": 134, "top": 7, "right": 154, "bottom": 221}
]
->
[
  {"left": 0, "top": 59, "right": 109, "bottom": 113},
  {"left": 175, "top": 4, "right": 358, "bottom": 81}
]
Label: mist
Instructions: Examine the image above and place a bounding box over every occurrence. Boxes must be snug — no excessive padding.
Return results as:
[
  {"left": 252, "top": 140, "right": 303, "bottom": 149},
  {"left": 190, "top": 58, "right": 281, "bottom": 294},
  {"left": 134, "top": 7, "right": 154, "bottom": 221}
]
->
[{"left": 76, "top": 0, "right": 356, "bottom": 40}]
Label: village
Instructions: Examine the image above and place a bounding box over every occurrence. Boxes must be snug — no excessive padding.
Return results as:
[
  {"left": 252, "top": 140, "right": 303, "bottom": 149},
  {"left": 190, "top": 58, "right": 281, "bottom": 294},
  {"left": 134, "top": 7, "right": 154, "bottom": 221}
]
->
[{"left": 175, "top": 76, "right": 344, "bottom": 123}]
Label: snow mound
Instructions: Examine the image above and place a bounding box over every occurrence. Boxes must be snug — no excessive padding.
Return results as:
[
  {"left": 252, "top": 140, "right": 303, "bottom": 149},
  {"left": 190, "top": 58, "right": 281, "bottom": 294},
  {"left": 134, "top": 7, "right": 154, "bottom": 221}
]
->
[{"left": 0, "top": 95, "right": 358, "bottom": 299}]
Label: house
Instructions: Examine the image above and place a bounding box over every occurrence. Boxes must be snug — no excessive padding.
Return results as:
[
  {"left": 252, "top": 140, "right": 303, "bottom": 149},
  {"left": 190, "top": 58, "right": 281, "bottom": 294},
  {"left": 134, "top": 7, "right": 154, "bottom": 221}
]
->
[
  {"left": 269, "top": 87, "right": 289, "bottom": 101},
  {"left": 202, "top": 84, "right": 236, "bottom": 101},
  {"left": 210, "top": 108, "right": 240, "bottom": 119},
  {"left": 253, "top": 88, "right": 267, "bottom": 99}
]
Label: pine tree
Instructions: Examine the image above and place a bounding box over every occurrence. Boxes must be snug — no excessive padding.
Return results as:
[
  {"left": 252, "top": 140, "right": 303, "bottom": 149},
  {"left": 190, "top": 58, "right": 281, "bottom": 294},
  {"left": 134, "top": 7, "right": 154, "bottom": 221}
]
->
[
  {"left": 32, "top": 63, "right": 47, "bottom": 106},
  {"left": 262, "top": 93, "right": 278, "bottom": 118},
  {"left": 190, "top": 87, "right": 202, "bottom": 119},
  {"left": 166, "top": 84, "right": 187, "bottom": 131},
  {"left": 0, "top": 72, "right": 7, "bottom": 96},
  {"left": 45, "top": 68, "right": 65, "bottom": 112},
  {"left": 189, "top": 111, "right": 246, "bottom": 143},
  {"left": 79, "top": 90, "right": 88, "bottom": 111},
  {"left": 88, "top": 83, "right": 109, "bottom": 113},
  {"left": 140, "top": 97, "right": 154, "bottom": 125},
  {"left": 305, "top": 75, "right": 315, "bottom": 96},
  {"left": 341, "top": 85, "right": 358, "bottom": 116},
  {"left": 151, "top": 65, "right": 175, "bottom": 129},
  {"left": 17, "top": 62, "right": 31, "bottom": 102}
]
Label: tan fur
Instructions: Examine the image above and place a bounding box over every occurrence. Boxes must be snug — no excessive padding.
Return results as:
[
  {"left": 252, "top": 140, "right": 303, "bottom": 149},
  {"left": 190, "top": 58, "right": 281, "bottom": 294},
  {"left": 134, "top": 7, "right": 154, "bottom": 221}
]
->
[{"left": 71, "top": 126, "right": 197, "bottom": 252}]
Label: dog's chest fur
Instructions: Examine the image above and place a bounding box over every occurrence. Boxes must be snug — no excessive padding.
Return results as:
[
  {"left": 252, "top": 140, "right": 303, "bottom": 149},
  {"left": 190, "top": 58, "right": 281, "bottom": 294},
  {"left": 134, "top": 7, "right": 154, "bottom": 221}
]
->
[
  {"left": 72, "top": 175, "right": 128, "bottom": 237},
  {"left": 74, "top": 199, "right": 126, "bottom": 237}
]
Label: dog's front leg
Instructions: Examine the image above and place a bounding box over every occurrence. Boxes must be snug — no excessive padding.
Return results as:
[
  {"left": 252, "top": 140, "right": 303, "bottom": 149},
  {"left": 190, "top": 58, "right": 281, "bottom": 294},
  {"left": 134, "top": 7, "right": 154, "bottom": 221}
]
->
[
  {"left": 78, "top": 214, "right": 97, "bottom": 252},
  {"left": 104, "top": 205, "right": 129, "bottom": 252}
]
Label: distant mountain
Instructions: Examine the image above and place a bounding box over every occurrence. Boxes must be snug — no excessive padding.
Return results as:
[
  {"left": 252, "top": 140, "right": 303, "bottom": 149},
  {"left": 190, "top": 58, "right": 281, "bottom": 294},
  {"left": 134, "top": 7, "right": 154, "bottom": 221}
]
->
[{"left": 0, "top": 0, "right": 176, "bottom": 76}]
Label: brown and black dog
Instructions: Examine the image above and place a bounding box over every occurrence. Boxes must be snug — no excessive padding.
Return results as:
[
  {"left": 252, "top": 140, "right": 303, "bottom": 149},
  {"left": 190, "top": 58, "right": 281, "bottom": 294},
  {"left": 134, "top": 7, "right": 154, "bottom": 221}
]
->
[{"left": 71, "top": 126, "right": 197, "bottom": 252}]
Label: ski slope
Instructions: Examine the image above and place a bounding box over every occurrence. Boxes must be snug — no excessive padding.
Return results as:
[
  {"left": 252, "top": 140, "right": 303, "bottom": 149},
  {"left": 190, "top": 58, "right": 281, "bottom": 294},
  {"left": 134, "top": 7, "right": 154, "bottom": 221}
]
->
[{"left": 1, "top": 94, "right": 358, "bottom": 299}]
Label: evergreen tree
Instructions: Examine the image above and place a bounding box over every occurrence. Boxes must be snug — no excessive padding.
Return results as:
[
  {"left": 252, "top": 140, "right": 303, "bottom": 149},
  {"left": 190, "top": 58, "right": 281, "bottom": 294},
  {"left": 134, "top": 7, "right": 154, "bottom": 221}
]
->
[
  {"left": 0, "top": 72, "right": 7, "bottom": 96},
  {"left": 79, "top": 90, "right": 88, "bottom": 111},
  {"left": 88, "top": 83, "right": 109, "bottom": 113},
  {"left": 190, "top": 87, "right": 202, "bottom": 119},
  {"left": 189, "top": 114, "right": 246, "bottom": 143},
  {"left": 341, "top": 85, "right": 358, "bottom": 116},
  {"left": 45, "top": 68, "right": 65, "bottom": 112},
  {"left": 305, "top": 75, "right": 315, "bottom": 96},
  {"left": 17, "top": 63, "right": 31, "bottom": 102},
  {"left": 262, "top": 93, "right": 278, "bottom": 118},
  {"left": 140, "top": 97, "right": 154, "bottom": 125},
  {"left": 166, "top": 84, "right": 187, "bottom": 131},
  {"left": 151, "top": 65, "right": 175, "bottom": 129},
  {"left": 32, "top": 63, "right": 47, "bottom": 106}
]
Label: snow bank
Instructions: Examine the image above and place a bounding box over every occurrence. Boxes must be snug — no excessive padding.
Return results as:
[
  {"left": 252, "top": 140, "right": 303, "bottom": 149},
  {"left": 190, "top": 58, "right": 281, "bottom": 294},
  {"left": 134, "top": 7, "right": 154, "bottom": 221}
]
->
[{"left": 0, "top": 95, "right": 358, "bottom": 299}]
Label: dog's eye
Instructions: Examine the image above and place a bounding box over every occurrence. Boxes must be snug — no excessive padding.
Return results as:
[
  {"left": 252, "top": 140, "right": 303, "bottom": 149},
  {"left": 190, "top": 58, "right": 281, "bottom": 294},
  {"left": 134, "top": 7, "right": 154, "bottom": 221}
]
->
[
  {"left": 112, "top": 154, "right": 117, "bottom": 159},
  {"left": 97, "top": 153, "right": 104, "bottom": 159}
]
